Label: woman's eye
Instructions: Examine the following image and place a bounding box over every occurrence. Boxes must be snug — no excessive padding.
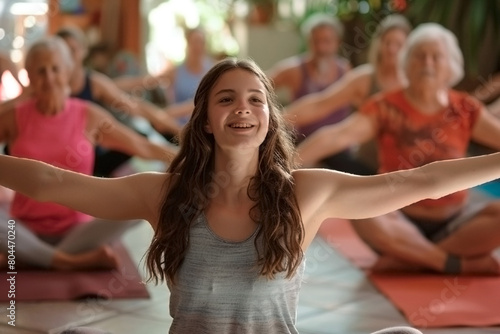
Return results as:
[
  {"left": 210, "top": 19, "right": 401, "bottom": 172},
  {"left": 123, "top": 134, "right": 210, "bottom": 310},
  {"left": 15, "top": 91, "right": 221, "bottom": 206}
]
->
[{"left": 219, "top": 97, "right": 232, "bottom": 103}]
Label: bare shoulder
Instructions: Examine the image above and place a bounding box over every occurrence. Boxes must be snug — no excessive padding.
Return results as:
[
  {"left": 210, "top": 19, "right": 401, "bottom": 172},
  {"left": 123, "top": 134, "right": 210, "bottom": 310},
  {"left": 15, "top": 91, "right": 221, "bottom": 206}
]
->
[
  {"left": 129, "top": 172, "right": 170, "bottom": 197},
  {"left": 292, "top": 168, "right": 346, "bottom": 229},
  {"left": 84, "top": 100, "right": 110, "bottom": 123},
  {"left": 292, "top": 168, "right": 343, "bottom": 204},
  {"left": 293, "top": 168, "right": 343, "bottom": 194},
  {"left": 125, "top": 171, "right": 173, "bottom": 226}
]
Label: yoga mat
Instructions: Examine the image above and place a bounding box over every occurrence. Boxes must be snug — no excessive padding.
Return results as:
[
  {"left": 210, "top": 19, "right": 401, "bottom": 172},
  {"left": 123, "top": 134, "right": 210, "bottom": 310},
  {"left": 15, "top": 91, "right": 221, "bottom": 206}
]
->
[
  {"left": 318, "top": 218, "right": 500, "bottom": 328},
  {"left": 0, "top": 242, "right": 150, "bottom": 302}
]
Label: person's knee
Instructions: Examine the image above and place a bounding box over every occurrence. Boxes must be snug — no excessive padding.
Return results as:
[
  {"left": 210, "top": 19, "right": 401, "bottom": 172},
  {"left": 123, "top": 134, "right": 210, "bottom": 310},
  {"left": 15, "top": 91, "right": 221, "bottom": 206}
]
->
[
  {"left": 371, "top": 326, "right": 423, "bottom": 334},
  {"left": 352, "top": 217, "right": 400, "bottom": 253},
  {"left": 60, "top": 327, "right": 110, "bottom": 334}
]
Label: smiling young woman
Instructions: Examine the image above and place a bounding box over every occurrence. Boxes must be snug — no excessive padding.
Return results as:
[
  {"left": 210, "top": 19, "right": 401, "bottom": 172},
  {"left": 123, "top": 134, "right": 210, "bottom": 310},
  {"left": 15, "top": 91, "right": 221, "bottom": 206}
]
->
[{"left": 5, "top": 56, "right": 500, "bottom": 333}]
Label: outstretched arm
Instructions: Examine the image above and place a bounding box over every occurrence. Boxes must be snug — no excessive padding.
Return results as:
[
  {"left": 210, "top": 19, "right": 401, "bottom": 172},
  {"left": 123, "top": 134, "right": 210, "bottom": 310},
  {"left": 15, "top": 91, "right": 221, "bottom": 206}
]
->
[
  {"left": 112, "top": 74, "right": 162, "bottom": 93},
  {"left": 472, "top": 73, "right": 500, "bottom": 102},
  {"left": 164, "top": 99, "right": 194, "bottom": 119},
  {"left": 471, "top": 106, "right": 500, "bottom": 150},
  {"left": 296, "top": 152, "right": 500, "bottom": 232},
  {"left": 296, "top": 112, "right": 376, "bottom": 167},
  {"left": 92, "top": 72, "right": 182, "bottom": 135},
  {"left": 0, "top": 154, "right": 165, "bottom": 225},
  {"left": 86, "top": 102, "right": 178, "bottom": 162},
  {"left": 283, "top": 66, "right": 371, "bottom": 127},
  {"left": 486, "top": 98, "right": 500, "bottom": 118}
]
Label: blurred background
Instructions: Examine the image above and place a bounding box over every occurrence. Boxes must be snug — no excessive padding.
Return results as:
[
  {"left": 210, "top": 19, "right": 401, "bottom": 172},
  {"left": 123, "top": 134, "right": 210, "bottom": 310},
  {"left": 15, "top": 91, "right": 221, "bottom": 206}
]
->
[{"left": 1, "top": 0, "right": 500, "bottom": 100}]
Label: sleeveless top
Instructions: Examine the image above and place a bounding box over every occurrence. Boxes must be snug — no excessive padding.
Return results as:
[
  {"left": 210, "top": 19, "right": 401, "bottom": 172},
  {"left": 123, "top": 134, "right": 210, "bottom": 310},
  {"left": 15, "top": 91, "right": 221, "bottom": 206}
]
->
[
  {"left": 71, "top": 71, "right": 134, "bottom": 130},
  {"left": 167, "top": 214, "right": 306, "bottom": 334},
  {"left": 360, "top": 89, "right": 482, "bottom": 207},
  {"left": 73, "top": 71, "right": 94, "bottom": 102},
  {"left": 10, "top": 98, "right": 94, "bottom": 236},
  {"left": 294, "top": 57, "right": 351, "bottom": 138}
]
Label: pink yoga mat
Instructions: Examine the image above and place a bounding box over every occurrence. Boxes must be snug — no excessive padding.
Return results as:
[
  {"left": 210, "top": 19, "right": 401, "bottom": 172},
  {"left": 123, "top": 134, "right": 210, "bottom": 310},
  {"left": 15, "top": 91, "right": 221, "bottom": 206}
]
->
[
  {"left": 318, "top": 218, "right": 500, "bottom": 328},
  {"left": 0, "top": 243, "right": 150, "bottom": 302}
]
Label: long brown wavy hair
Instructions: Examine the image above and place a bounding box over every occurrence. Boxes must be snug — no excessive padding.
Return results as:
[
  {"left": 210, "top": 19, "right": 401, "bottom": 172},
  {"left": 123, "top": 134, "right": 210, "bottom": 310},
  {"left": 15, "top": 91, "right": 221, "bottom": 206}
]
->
[{"left": 146, "top": 58, "right": 304, "bottom": 284}]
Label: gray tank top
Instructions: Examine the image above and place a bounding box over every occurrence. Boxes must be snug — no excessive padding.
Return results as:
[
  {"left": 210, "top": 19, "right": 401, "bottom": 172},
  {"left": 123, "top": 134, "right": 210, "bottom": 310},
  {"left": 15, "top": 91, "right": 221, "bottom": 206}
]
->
[{"left": 167, "top": 214, "right": 306, "bottom": 334}]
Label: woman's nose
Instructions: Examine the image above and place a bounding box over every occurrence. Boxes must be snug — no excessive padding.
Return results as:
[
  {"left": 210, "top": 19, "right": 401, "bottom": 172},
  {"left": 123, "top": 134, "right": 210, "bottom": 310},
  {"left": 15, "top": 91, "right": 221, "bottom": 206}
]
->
[{"left": 235, "top": 109, "right": 250, "bottom": 114}]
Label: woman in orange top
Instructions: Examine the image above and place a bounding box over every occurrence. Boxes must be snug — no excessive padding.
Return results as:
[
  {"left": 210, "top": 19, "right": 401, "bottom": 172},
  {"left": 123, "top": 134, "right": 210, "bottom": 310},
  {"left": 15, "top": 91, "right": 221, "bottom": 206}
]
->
[{"left": 297, "top": 23, "right": 500, "bottom": 275}]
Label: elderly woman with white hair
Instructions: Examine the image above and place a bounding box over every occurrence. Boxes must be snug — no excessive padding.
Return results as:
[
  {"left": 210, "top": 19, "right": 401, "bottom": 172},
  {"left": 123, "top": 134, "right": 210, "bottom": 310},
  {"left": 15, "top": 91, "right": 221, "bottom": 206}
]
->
[
  {"left": 0, "top": 36, "right": 177, "bottom": 271},
  {"left": 297, "top": 23, "right": 500, "bottom": 275}
]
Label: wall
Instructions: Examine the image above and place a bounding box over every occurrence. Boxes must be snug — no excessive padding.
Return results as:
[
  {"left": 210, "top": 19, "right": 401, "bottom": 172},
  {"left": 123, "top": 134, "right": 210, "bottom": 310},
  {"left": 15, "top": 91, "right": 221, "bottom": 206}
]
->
[{"left": 233, "top": 19, "right": 302, "bottom": 71}]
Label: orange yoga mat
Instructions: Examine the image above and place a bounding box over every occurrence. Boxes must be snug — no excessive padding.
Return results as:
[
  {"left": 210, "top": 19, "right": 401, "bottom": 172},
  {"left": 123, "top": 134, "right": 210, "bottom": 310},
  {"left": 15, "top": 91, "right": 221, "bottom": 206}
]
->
[
  {"left": 318, "top": 218, "right": 500, "bottom": 328},
  {"left": 0, "top": 242, "right": 150, "bottom": 302}
]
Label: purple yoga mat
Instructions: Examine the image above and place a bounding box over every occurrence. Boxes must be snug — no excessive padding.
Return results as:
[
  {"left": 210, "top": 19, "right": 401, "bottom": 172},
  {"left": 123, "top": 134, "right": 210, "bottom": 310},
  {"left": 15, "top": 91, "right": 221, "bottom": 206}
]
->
[{"left": 0, "top": 243, "right": 150, "bottom": 301}]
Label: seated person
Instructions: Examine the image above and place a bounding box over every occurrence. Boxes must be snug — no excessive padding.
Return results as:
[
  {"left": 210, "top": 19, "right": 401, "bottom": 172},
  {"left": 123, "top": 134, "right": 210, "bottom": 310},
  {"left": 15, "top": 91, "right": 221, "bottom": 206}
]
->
[
  {"left": 267, "top": 13, "right": 364, "bottom": 174},
  {"left": 283, "top": 14, "right": 411, "bottom": 173},
  {"left": 56, "top": 26, "right": 181, "bottom": 176},
  {"left": 0, "top": 36, "right": 177, "bottom": 271},
  {"left": 297, "top": 23, "right": 500, "bottom": 275}
]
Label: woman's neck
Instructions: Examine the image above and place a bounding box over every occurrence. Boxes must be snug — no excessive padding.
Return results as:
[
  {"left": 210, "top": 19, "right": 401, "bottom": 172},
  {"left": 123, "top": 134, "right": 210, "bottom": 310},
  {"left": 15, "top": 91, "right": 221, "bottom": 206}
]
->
[
  {"left": 377, "top": 60, "right": 398, "bottom": 77},
  {"left": 404, "top": 85, "right": 448, "bottom": 113},
  {"left": 36, "top": 94, "right": 67, "bottom": 116},
  {"left": 211, "top": 150, "right": 259, "bottom": 205},
  {"left": 376, "top": 61, "right": 402, "bottom": 90}
]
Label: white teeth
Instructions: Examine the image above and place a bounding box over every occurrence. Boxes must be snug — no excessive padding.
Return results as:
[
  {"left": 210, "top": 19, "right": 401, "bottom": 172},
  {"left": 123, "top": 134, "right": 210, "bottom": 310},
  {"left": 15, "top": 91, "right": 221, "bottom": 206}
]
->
[{"left": 230, "top": 123, "right": 252, "bottom": 128}]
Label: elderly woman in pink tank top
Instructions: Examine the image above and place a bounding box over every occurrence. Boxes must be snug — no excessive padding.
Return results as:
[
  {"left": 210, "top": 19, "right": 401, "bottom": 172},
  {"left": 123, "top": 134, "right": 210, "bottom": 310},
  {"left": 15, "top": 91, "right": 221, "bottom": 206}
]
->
[{"left": 0, "top": 36, "right": 177, "bottom": 271}]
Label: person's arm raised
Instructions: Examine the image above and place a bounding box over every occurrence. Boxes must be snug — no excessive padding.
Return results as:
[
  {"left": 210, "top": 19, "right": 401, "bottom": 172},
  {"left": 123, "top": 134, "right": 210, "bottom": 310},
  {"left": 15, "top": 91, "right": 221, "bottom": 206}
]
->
[
  {"left": 164, "top": 100, "right": 194, "bottom": 119},
  {"left": 0, "top": 154, "right": 166, "bottom": 225},
  {"left": 296, "top": 112, "right": 376, "bottom": 167},
  {"left": 486, "top": 97, "right": 500, "bottom": 118},
  {"left": 471, "top": 106, "right": 500, "bottom": 150},
  {"left": 283, "top": 66, "right": 371, "bottom": 127},
  {"left": 92, "top": 72, "right": 182, "bottom": 135},
  {"left": 296, "top": 152, "right": 500, "bottom": 233},
  {"left": 86, "top": 102, "right": 178, "bottom": 163},
  {"left": 472, "top": 72, "right": 500, "bottom": 103},
  {"left": 112, "top": 74, "right": 161, "bottom": 93}
]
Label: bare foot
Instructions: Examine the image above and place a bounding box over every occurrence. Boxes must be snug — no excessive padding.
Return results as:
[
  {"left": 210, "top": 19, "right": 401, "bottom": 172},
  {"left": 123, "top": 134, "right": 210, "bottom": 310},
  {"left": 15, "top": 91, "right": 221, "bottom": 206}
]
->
[
  {"left": 461, "top": 255, "right": 500, "bottom": 275},
  {"left": 371, "top": 255, "right": 426, "bottom": 273},
  {"left": 93, "top": 246, "right": 120, "bottom": 270},
  {"left": 53, "top": 246, "right": 120, "bottom": 271}
]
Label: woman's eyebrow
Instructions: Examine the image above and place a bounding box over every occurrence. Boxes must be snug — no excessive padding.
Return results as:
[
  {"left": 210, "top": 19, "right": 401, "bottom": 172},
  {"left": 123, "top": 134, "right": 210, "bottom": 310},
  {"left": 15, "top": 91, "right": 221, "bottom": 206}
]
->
[
  {"left": 214, "top": 88, "right": 265, "bottom": 96},
  {"left": 214, "top": 89, "right": 234, "bottom": 96}
]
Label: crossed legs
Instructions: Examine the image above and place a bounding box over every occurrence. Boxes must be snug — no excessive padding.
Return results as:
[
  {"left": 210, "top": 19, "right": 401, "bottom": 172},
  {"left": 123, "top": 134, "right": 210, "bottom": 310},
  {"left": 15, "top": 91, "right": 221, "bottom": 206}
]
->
[
  {"left": 351, "top": 201, "right": 500, "bottom": 274},
  {"left": 0, "top": 204, "right": 141, "bottom": 270}
]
